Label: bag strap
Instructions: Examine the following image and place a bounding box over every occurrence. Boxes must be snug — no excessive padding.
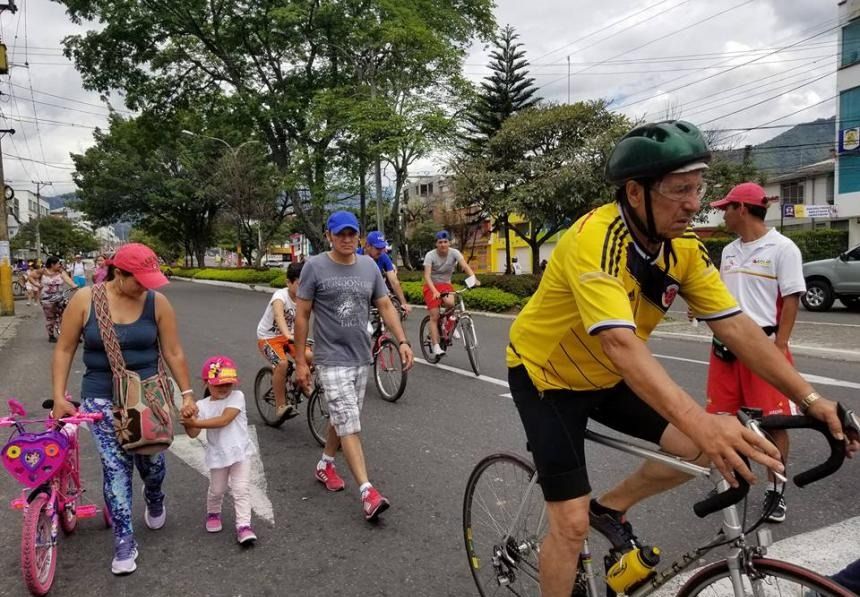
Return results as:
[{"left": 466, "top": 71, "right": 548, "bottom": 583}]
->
[{"left": 92, "top": 283, "right": 128, "bottom": 377}]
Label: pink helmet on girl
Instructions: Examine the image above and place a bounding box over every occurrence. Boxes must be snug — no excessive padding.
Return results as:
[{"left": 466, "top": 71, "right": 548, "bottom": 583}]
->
[{"left": 201, "top": 356, "right": 240, "bottom": 386}]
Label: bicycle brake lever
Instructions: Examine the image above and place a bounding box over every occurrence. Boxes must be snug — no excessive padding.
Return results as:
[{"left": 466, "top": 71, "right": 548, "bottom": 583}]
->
[{"left": 738, "top": 411, "right": 788, "bottom": 484}]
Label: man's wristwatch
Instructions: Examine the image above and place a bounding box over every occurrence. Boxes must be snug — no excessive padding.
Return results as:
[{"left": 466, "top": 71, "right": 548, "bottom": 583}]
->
[{"left": 799, "top": 391, "right": 822, "bottom": 412}]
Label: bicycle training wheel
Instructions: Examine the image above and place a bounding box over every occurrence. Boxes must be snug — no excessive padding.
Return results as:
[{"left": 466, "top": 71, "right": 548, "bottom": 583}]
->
[
  {"left": 21, "top": 493, "right": 58, "bottom": 596},
  {"left": 459, "top": 315, "right": 481, "bottom": 377},
  {"left": 419, "top": 316, "right": 442, "bottom": 364},
  {"left": 677, "top": 557, "right": 852, "bottom": 597},
  {"left": 307, "top": 385, "right": 329, "bottom": 447},
  {"left": 463, "top": 453, "right": 546, "bottom": 597},
  {"left": 254, "top": 367, "right": 288, "bottom": 428},
  {"left": 374, "top": 338, "right": 408, "bottom": 402}
]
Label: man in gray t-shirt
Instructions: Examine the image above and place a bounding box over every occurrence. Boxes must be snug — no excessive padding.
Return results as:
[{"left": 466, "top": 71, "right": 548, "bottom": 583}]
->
[
  {"left": 422, "top": 230, "right": 479, "bottom": 356},
  {"left": 295, "top": 210, "right": 413, "bottom": 522}
]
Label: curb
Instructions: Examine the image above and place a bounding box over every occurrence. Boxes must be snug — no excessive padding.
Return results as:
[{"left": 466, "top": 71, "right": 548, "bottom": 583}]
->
[{"left": 174, "top": 277, "right": 277, "bottom": 294}]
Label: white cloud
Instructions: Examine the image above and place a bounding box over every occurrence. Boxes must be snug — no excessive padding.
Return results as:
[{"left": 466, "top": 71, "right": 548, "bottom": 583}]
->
[{"left": 0, "top": 0, "right": 836, "bottom": 184}]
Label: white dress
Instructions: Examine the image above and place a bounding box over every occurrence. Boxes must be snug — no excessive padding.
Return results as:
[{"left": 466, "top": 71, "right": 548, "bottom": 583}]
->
[{"left": 196, "top": 391, "right": 256, "bottom": 469}]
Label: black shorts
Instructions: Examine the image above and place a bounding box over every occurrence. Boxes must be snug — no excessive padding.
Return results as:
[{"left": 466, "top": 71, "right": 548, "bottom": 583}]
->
[{"left": 509, "top": 365, "right": 669, "bottom": 502}]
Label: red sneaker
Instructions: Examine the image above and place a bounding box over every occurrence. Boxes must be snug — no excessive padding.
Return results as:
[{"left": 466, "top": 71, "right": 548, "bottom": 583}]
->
[
  {"left": 315, "top": 462, "right": 345, "bottom": 492},
  {"left": 361, "top": 487, "right": 390, "bottom": 521}
]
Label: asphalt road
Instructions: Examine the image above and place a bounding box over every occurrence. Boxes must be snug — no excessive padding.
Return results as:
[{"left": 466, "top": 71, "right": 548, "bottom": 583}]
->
[{"left": 0, "top": 280, "right": 857, "bottom": 597}]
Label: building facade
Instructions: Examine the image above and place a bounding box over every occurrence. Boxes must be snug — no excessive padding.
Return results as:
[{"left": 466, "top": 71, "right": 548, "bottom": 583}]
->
[{"left": 837, "top": 0, "right": 860, "bottom": 246}]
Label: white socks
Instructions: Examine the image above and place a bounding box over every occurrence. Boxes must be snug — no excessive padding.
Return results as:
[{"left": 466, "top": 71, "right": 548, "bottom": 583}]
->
[{"left": 359, "top": 482, "right": 372, "bottom": 496}]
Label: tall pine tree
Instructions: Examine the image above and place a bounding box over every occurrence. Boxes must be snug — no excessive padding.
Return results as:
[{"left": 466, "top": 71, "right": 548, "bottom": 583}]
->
[
  {"left": 464, "top": 25, "right": 541, "bottom": 153},
  {"left": 461, "top": 25, "right": 540, "bottom": 272}
]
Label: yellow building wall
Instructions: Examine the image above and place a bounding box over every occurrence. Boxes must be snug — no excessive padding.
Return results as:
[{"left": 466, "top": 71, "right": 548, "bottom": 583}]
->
[{"left": 488, "top": 216, "right": 568, "bottom": 273}]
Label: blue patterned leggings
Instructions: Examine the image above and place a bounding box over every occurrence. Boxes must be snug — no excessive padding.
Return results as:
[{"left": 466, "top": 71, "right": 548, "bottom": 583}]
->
[{"left": 80, "top": 398, "right": 166, "bottom": 540}]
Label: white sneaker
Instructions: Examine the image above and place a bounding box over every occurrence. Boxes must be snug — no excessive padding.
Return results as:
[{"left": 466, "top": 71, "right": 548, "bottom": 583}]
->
[
  {"left": 111, "top": 536, "right": 139, "bottom": 575},
  {"left": 452, "top": 328, "right": 461, "bottom": 339},
  {"left": 142, "top": 486, "right": 166, "bottom": 530},
  {"left": 432, "top": 344, "right": 446, "bottom": 356}
]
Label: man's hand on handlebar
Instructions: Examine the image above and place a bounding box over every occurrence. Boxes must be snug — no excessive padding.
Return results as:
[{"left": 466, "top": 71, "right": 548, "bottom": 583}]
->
[
  {"left": 805, "top": 398, "right": 860, "bottom": 457},
  {"left": 691, "top": 411, "right": 784, "bottom": 487}
]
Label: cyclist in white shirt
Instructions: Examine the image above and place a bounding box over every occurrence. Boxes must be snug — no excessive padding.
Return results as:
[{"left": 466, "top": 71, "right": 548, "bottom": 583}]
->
[{"left": 256, "top": 261, "right": 312, "bottom": 418}]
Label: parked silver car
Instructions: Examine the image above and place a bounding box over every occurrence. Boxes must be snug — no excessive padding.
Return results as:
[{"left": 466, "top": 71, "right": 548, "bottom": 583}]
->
[{"left": 801, "top": 244, "right": 860, "bottom": 312}]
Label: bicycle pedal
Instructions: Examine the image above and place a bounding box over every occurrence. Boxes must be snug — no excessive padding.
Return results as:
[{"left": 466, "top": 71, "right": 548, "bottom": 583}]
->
[
  {"left": 10, "top": 497, "right": 27, "bottom": 510},
  {"left": 283, "top": 410, "right": 301, "bottom": 421},
  {"left": 76, "top": 504, "right": 99, "bottom": 518}
]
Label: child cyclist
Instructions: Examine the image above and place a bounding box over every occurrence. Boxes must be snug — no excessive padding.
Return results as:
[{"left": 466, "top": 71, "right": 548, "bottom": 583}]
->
[
  {"left": 256, "top": 261, "right": 314, "bottom": 418},
  {"left": 181, "top": 356, "right": 257, "bottom": 545}
]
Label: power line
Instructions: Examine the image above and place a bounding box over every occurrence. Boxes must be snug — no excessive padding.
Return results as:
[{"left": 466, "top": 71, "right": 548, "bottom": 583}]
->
[
  {"left": 2, "top": 81, "right": 134, "bottom": 115},
  {"left": 2, "top": 153, "right": 76, "bottom": 170},
  {"left": 614, "top": 16, "right": 841, "bottom": 110}
]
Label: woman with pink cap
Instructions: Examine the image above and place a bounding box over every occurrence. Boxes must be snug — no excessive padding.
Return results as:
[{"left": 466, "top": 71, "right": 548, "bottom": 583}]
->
[
  {"left": 50, "top": 243, "right": 197, "bottom": 575},
  {"left": 181, "top": 356, "right": 257, "bottom": 545}
]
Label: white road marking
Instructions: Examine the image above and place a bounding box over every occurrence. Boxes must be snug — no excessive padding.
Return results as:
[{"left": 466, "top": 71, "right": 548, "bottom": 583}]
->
[
  {"left": 417, "top": 355, "right": 860, "bottom": 394},
  {"left": 654, "top": 354, "right": 860, "bottom": 390},
  {"left": 652, "top": 516, "right": 860, "bottom": 595},
  {"left": 169, "top": 425, "right": 274, "bottom": 525}
]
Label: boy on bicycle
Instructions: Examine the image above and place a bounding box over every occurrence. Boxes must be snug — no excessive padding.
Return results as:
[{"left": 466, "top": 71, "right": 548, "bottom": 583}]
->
[
  {"left": 506, "top": 120, "right": 858, "bottom": 597},
  {"left": 359, "top": 231, "right": 412, "bottom": 317},
  {"left": 256, "top": 261, "right": 313, "bottom": 419}
]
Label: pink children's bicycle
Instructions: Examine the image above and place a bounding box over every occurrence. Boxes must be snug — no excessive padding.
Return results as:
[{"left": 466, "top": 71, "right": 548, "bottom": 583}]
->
[{"left": 0, "top": 398, "right": 108, "bottom": 596}]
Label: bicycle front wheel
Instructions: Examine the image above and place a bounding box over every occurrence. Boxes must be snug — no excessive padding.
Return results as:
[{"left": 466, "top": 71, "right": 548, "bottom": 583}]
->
[
  {"left": 677, "top": 557, "right": 852, "bottom": 597},
  {"left": 22, "top": 493, "right": 58, "bottom": 596},
  {"left": 59, "top": 451, "right": 80, "bottom": 534},
  {"left": 374, "top": 337, "right": 407, "bottom": 402},
  {"left": 254, "top": 367, "right": 287, "bottom": 428},
  {"left": 459, "top": 315, "right": 481, "bottom": 376},
  {"left": 307, "top": 385, "right": 329, "bottom": 447},
  {"left": 463, "top": 453, "right": 546, "bottom": 597}
]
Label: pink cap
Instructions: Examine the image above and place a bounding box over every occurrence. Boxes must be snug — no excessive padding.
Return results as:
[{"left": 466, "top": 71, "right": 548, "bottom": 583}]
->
[
  {"left": 108, "top": 243, "right": 169, "bottom": 290},
  {"left": 201, "top": 356, "right": 240, "bottom": 386},
  {"left": 710, "top": 182, "right": 770, "bottom": 209}
]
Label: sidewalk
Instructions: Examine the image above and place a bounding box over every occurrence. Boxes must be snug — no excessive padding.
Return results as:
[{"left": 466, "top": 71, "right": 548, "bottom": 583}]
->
[
  {"left": 0, "top": 308, "right": 28, "bottom": 352},
  {"left": 174, "top": 277, "right": 860, "bottom": 362}
]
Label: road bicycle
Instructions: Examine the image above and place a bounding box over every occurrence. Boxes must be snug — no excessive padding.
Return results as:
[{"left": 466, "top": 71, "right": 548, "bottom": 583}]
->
[
  {"left": 253, "top": 355, "right": 328, "bottom": 447},
  {"left": 0, "top": 398, "right": 108, "bottom": 596},
  {"left": 419, "top": 287, "right": 481, "bottom": 376},
  {"left": 13, "top": 272, "right": 27, "bottom": 298},
  {"left": 369, "top": 300, "right": 408, "bottom": 402},
  {"left": 463, "top": 405, "right": 859, "bottom": 597}
]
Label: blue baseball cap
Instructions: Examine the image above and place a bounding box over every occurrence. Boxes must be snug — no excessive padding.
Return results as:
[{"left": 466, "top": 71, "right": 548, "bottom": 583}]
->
[
  {"left": 366, "top": 231, "right": 387, "bottom": 249},
  {"left": 327, "top": 211, "right": 360, "bottom": 234},
  {"left": 435, "top": 230, "right": 450, "bottom": 241}
]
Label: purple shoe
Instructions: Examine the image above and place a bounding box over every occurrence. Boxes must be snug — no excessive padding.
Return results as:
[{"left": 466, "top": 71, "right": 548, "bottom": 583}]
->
[
  {"left": 236, "top": 525, "right": 257, "bottom": 545},
  {"left": 206, "top": 513, "right": 222, "bottom": 533}
]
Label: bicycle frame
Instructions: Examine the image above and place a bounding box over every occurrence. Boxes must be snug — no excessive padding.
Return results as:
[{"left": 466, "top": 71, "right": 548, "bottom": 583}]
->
[{"left": 498, "top": 430, "right": 764, "bottom": 597}]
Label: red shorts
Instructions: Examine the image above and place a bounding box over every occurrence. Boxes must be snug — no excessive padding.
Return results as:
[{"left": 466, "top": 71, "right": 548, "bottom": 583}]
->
[
  {"left": 257, "top": 335, "right": 297, "bottom": 366},
  {"left": 706, "top": 347, "right": 797, "bottom": 416},
  {"left": 422, "top": 283, "right": 454, "bottom": 310}
]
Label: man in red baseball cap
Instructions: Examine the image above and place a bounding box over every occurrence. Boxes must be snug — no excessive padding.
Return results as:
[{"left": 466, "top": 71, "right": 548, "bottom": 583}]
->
[
  {"left": 107, "top": 243, "right": 170, "bottom": 290},
  {"left": 707, "top": 182, "right": 806, "bottom": 523}
]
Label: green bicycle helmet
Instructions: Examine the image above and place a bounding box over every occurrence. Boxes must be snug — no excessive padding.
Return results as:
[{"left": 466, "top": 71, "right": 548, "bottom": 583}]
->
[{"left": 605, "top": 120, "right": 711, "bottom": 185}]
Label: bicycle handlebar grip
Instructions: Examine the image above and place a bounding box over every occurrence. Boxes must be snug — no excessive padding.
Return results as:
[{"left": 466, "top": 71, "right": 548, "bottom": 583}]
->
[
  {"left": 693, "top": 473, "right": 751, "bottom": 518},
  {"left": 760, "top": 409, "right": 846, "bottom": 488}
]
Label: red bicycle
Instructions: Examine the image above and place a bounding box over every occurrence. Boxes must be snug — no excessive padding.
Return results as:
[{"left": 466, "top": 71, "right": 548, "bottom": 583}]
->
[
  {"left": 0, "top": 398, "right": 108, "bottom": 595},
  {"left": 370, "top": 300, "right": 408, "bottom": 402}
]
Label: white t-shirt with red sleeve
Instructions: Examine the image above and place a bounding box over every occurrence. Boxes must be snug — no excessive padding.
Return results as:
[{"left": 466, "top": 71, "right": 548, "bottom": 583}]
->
[{"left": 718, "top": 229, "right": 806, "bottom": 329}]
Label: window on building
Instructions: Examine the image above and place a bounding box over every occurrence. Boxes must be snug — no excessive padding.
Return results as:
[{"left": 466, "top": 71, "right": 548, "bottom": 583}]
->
[
  {"left": 419, "top": 184, "right": 428, "bottom": 196},
  {"left": 427, "top": 182, "right": 433, "bottom": 195},
  {"left": 780, "top": 181, "right": 804, "bottom": 205},
  {"left": 826, "top": 173, "right": 835, "bottom": 204},
  {"left": 843, "top": 20, "right": 860, "bottom": 67}
]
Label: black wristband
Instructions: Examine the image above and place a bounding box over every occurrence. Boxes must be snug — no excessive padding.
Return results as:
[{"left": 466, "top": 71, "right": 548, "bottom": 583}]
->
[{"left": 399, "top": 340, "right": 411, "bottom": 347}]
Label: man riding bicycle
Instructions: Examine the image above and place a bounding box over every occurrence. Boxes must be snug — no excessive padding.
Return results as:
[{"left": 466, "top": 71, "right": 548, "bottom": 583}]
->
[
  {"left": 422, "top": 230, "right": 479, "bottom": 356},
  {"left": 506, "top": 120, "right": 859, "bottom": 597},
  {"left": 359, "top": 231, "right": 412, "bottom": 318}
]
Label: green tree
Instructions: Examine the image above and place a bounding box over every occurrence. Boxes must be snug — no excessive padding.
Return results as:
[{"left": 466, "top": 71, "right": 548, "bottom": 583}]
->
[
  {"left": 11, "top": 216, "right": 99, "bottom": 257},
  {"left": 58, "top": 0, "right": 495, "bottom": 253},
  {"left": 699, "top": 154, "right": 766, "bottom": 223},
  {"left": 457, "top": 25, "right": 541, "bottom": 272},
  {"left": 461, "top": 102, "right": 630, "bottom": 272},
  {"left": 71, "top": 112, "right": 222, "bottom": 267},
  {"left": 128, "top": 229, "right": 183, "bottom": 265}
]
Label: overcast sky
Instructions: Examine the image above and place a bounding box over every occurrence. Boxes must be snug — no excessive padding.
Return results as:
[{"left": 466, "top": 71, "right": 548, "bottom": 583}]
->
[{"left": 0, "top": 0, "right": 836, "bottom": 195}]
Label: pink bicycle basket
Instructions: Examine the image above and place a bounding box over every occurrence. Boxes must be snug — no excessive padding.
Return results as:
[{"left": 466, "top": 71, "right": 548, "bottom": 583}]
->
[{"left": 2, "top": 429, "right": 69, "bottom": 487}]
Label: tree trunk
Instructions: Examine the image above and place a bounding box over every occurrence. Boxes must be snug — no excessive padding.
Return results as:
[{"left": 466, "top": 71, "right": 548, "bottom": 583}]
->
[
  {"left": 359, "top": 156, "right": 368, "bottom": 234},
  {"left": 529, "top": 234, "right": 541, "bottom": 273},
  {"left": 196, "top": 247, "right": 207, "bottom": 269}
]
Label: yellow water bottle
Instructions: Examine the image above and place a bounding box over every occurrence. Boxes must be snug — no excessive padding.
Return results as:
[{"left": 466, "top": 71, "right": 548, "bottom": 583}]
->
[{"left": 605, "top": 546, "right": 661, "bottom": 594}]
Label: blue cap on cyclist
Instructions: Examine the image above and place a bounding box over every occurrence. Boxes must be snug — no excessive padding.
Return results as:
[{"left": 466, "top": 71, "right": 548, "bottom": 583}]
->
[
  {"left": 435, "top": 230, "right": 450, "bottom": 241},
  {"left": 367, "top": 231, "right": 388, "bottom": 249}
]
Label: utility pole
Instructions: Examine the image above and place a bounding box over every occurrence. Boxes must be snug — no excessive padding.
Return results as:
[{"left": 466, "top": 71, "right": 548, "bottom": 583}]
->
[
  {"left": 32, "top": 181, "right": 52, "bottom": 262},
  {"left": 0, "top": 129, "right": 16, "bottom": 316},
  {"left": 567, "top": 55, "right": 571, "bottom": 104}
]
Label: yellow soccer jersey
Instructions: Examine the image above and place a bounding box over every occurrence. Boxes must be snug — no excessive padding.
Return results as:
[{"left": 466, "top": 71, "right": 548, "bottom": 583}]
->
[{"left": 507, "top": 202, "right": 740, "bottom": 392}]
